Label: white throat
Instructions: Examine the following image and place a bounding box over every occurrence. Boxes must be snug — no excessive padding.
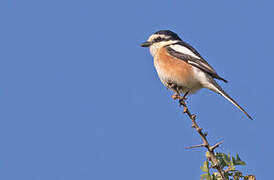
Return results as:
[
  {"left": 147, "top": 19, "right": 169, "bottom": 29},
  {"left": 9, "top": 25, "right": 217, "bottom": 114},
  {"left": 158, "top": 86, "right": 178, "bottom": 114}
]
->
[{"left": 149, "top": 40, "right": 178, "bottom": 57}]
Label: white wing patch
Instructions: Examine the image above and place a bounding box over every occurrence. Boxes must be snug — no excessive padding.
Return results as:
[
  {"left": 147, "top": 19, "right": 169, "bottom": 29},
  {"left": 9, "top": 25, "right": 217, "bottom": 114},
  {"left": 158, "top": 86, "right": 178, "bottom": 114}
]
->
[
  {"left": 187, "top": 61, "right": 200, "bottom": 66},
  {"left": 169, "top": 44, "right": 201, "bottom": 59},
  {"left": 192, "top": 67, "right": 211, "bottom": 87}
]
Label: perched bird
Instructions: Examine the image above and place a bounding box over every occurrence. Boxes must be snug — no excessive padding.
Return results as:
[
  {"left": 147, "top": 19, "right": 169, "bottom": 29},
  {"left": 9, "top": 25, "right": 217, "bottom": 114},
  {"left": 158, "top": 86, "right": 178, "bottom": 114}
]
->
[{"left": 141, "top": 30, "right": 252, "bottom": 120}]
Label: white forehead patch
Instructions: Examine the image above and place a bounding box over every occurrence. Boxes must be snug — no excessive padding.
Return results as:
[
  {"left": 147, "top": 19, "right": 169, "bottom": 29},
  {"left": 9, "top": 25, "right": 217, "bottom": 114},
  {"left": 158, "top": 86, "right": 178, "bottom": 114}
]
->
[
  {"left": 169, "top": 44, "right": 201, "bottom": 59},
  {"left": 148, "top": 34, "right": 166, "bottom": 42}
]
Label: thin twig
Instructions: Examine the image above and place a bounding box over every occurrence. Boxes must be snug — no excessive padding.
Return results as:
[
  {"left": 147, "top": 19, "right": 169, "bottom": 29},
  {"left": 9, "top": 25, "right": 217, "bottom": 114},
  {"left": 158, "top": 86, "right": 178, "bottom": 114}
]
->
[
  {"left": 172, "top": 92, "right": 227, "bottom": 180},
  {"left": 185, "top": 143, "right": 205, "bottom": 149},
  {"left": 210, "top": 140, "right": 224, "bottom": 152}
]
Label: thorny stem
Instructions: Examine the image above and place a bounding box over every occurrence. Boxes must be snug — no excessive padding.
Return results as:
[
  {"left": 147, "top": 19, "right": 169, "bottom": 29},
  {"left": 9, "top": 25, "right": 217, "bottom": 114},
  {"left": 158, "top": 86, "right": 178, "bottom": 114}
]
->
[{"left": 172, "top": 92, "right": 227, "bottom": 180}]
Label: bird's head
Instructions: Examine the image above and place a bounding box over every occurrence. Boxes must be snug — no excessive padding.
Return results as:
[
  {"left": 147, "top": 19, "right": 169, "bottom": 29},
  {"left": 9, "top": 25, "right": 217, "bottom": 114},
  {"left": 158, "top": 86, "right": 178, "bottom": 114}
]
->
[{"left": 141, "top": 30, "right": 181, "bottom": 56}]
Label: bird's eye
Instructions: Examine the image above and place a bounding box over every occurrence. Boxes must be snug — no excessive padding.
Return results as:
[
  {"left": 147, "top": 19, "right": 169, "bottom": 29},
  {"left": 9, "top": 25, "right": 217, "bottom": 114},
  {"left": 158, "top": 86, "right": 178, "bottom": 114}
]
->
[{"left": 154, "top": 37, "right": 162, "bottom": 42}]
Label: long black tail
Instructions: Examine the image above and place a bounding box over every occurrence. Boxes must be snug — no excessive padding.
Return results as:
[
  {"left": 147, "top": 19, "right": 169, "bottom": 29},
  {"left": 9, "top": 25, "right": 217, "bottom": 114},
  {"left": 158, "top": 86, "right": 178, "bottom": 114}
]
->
[{"left": 210, "top": 82, "right": 253, "bottom": 120}]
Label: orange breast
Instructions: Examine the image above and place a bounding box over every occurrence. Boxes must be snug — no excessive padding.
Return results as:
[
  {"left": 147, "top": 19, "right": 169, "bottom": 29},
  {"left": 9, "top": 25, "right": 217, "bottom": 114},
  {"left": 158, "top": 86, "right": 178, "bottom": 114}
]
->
[{"left": 154, "top": 47, "right": 195, "bottom": 86}]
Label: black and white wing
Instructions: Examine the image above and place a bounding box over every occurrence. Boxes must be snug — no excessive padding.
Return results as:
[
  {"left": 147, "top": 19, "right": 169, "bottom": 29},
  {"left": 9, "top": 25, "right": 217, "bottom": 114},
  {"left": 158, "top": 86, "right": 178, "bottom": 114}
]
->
[{"left": 166, "top": 41, "right": 227, "bottom": 83}]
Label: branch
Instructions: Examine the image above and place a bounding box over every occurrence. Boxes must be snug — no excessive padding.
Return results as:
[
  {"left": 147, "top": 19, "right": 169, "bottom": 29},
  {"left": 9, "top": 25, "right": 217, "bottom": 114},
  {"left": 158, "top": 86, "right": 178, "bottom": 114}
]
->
[{"left": 171, "top": 93, "right": 227, "bottom": 180}]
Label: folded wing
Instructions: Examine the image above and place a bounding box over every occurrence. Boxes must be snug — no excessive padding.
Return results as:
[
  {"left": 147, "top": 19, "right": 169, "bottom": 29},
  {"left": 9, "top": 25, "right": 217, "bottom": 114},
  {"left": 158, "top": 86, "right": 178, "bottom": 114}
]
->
[{"left": 166, "top": 42, "right": 227, "bottom": 83}]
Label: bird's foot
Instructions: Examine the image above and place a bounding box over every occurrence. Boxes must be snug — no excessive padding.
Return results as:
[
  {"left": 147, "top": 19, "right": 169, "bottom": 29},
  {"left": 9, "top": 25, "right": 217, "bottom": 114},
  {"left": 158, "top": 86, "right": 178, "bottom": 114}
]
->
[
  {"left": 171, "top": 93, "right": 180, "bottom": 100},
  {"left": 172, "top": 93, "right": 187, "bottom": 107},
  {"left": 171, "top": 93, "right": 186, "bottom": 100},
  {"left": 167, "top": 82, "right": 176, "bottom": 89},
  {"left": 179, "top": 97, "right": 187, "bottom": 106}
]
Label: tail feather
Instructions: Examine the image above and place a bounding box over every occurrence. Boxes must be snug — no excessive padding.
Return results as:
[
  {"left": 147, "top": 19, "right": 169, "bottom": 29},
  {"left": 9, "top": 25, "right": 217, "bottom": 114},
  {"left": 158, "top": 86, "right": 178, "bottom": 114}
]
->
[{"left": 210, "top": 82, "right": 253, "bottom": 120}]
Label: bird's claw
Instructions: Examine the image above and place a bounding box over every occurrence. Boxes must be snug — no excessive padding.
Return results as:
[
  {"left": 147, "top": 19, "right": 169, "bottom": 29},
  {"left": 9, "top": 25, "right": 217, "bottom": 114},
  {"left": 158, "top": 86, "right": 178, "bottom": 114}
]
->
[{"left": 171, "top": 94, "right": 180, "bottom": 100}]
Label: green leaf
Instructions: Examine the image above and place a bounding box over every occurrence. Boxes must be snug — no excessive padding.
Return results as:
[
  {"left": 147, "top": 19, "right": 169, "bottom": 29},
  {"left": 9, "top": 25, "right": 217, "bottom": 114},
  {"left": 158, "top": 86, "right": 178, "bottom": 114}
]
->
[
  {"left": 234, "top": 154, "right": 246, "bottom": 166},
  {"left": 232, "top": 156, "right": 236, "bottom": 164},
  {"left": 221, "top": 153, "right": 230, "bottom": 166},
  {"left": 212, "top": 173, "right": 223, "bottom": 180},
  {"left": 211, "top": 173, "right": 217, "bottom": 180},
  {"left": 236, "top": 154, "right": 241, "bottom": 161},
  {"left": 230, "top": 165, "right": 236, "bottom": 171},
  {"left": 201, "top": 161, "right": 209, "bottom": 172},
  {"left": 205, "top": 151, "right": 211, "bottom": 158},
  {"left": 201, "top": 173, "right": 211, "bottom": 180},
  {"left": 244, "top": 175, "right": 256, "bottom": 180},
  {"left": 215, "top": 153, "right": 227, "bottom": 169}
]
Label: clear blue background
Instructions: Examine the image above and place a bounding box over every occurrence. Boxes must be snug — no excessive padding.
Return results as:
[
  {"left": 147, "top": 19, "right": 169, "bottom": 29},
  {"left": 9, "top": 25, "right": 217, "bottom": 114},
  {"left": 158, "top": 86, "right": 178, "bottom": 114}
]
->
[{"left": 0, "top": 0, "right": 273, "bottom": 179}]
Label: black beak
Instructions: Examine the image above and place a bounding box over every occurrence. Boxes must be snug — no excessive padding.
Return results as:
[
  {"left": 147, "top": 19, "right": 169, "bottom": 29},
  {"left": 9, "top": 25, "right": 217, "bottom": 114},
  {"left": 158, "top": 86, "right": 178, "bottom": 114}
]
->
[{"left": 141, "top": 41, "right": 152, "bottom": 47}]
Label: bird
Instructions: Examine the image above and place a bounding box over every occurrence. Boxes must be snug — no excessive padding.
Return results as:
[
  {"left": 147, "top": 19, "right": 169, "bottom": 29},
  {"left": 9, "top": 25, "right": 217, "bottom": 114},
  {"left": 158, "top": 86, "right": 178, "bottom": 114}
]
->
[{"left": 141, "top": 30, "right": 252, "bottom": 120}]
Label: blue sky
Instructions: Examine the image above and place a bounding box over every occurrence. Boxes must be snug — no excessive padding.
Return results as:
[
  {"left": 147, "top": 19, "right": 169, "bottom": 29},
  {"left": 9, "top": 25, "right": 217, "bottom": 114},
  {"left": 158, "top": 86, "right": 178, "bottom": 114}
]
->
[{"left": 0, "top": 0, "right": 273, "bottom": 179}]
